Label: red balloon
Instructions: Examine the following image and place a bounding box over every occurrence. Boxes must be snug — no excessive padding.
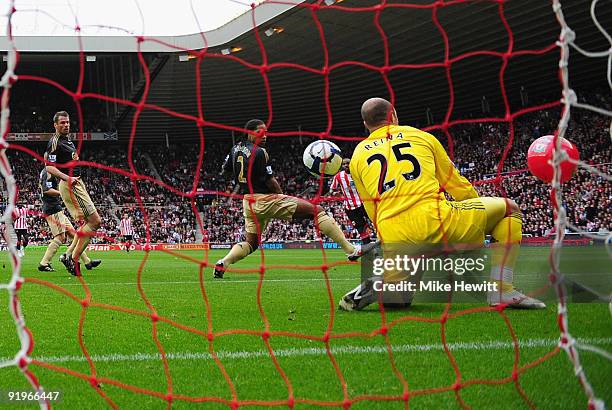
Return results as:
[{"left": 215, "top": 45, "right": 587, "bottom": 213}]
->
[{"left": 527, "top": 135, "right": 579, "bottom": 183}]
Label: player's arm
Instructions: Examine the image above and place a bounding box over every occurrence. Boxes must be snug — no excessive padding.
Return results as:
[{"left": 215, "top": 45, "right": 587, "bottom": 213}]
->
[
  {"left": 431, "top": 136, "right": 479, "bottom": 200},
  {"left": 220, "top": 151, "right": 232, "bottom": 176},
  {"left": 328, "top": 174, "right": 339, "bottom": 195},
  {"left": 39, "top": 170, "right": 61, "bottom": 197},
  {"left": 44, "top": 152, "right": 78, "bottom": 183},
  {"left": 44, "top": 188, "right": 61, "bottom": 197}
]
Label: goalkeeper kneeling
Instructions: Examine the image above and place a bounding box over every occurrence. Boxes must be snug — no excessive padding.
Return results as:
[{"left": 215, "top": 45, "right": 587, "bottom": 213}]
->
[{"left": 339, "top": 97, "right": 545, "bottom": 311}]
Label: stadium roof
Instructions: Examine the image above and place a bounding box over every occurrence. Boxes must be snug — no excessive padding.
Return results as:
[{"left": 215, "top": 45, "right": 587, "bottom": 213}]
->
[
  {"left": 5, "top": 0, "right": 264, "bottom": 37},
  {"left": 2, "top": 0, "right": 611, "bottom": 141},
  {"left": 0, "top": 1, "right": 302, "bottom": 52}
]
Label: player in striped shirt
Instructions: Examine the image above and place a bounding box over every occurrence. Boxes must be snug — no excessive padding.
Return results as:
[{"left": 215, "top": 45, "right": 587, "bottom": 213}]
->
[
  {"left": 329, "top": 158, "right": 374, "bottom": 245},
  {"left": 119, "top": 214, "right": 134, "bottom": 253},
  {"left": 13, "top": 203, "right": 29, "bottom": 258}
]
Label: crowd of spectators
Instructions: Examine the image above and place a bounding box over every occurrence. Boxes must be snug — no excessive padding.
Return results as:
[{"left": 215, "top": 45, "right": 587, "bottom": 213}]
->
[
  {"left": 9, "top": 92, "right": 112, "bottom": 134},
  {"left": 1, "top": 93, "right": 610, "bottom": 245}
]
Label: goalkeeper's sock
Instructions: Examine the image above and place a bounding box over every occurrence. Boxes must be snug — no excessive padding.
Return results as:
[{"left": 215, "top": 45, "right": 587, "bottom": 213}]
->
[
  {"left": 490, "top": 212, "right": 522, "bottom": 291},
  {"left": 317, "top": 211, "right": 355, "bottom": 254},
  {"left": 222, "top": 241, "right": 254, "bottom": 267},
  {"left": 41, "top": 239, "right": 61, "bottom": 265}
]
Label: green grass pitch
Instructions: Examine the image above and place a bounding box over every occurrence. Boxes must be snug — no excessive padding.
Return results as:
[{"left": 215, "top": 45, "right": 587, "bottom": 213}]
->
[{"left": 1, "top": 247, "right": 610, "bottom": 409}]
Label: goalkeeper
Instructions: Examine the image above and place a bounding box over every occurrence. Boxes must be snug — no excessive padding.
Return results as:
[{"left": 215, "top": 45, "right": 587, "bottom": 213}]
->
[{"left": 340, "top": 98, "right": 545, "bottom": 311}]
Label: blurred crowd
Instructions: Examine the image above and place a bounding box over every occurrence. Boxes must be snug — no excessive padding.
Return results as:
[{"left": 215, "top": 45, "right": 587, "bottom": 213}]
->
[
  {"left": 1, "top": 93, "right": 610, "bottom": 245},
  {"left": 9, "top": 93, "right": 112, "bottom": 134}
]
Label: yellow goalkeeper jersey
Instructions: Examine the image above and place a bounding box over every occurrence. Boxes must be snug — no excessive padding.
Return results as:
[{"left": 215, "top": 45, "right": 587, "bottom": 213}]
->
[{"left": 350, "top": 125, "right": 479, "bottom": 225}]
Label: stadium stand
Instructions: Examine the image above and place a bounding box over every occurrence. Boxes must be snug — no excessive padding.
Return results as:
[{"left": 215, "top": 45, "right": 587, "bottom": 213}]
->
[{"left": 2, "top": 96, "right": 609, "bottom": 245}]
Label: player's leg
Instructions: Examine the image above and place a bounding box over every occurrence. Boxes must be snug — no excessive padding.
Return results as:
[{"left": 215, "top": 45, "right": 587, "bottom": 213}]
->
[
  {"left": 214, "top": 231, "right": 260, "bottom": 278},
  {"left": 214, "top": 193, "right": 377, "bottom": 279},
  {"left": 480, "top": 197, "right": 545, "bottom": 309},
  {"left": 71, "top": 211, "right": 101, "bottom": 273},
  {"left": 39, "top": 213, "right": 66, "bottom": 271},
  {"left": 294, "top": 201, "right": 353, "bottom": 254},
  {"left": 213, "top": 197, "right": 265, "bottom": 278},
  {"left": 59, "top": 179, "right": 101, "bottom": 274},
  {"left": 61, "top": 227, "right": 101, "bottom": 271},
  {"left": 39, "top": 233, "right": 63, "bottom": 272},
  {"left": 292, "top": 199, "right": 377, "bottom": 259},
  {"left": 22, "top": 231, "right": 29, "bottom": 253},
  {"left": 64, "top": 230, "right": 78, "bottom": 259},
  {"left": 15, "top": 230, "right": 22, "bottom": 256},
  {"left": 347, "top": 206, "right": 373, "bottom": 245},
  {"left": 80, "top": 247, "right": 101, "bottom": 270},
  {"left": 339, "top": 223, "right": 415, "bottom": 311}
]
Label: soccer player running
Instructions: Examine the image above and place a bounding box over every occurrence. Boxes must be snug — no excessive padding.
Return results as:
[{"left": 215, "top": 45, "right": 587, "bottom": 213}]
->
[
  {"left": 329, "top": 158, "right": 375, "bottom": 245},
  {"left": 119, "top": 213, "right": 134, "bottom": 253},
  {"left": 13, "top": 202, "right": 29, "bottom": 258},
  {"left": 44, "top": 111, "right": 102, "bottom": 275},
  {"left": 212, "top": 119, "right": 377, "bottom": 279},
  {"left": 38, "top": 167, "right": 101, "bottom": 272},
  {"left": 340, "top": 98, "right": 545, "bottom": 310}
]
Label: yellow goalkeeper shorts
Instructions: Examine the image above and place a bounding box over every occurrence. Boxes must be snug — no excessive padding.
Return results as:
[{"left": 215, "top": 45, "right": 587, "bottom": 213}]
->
[{"left": 377, "top": 197, "right": 506, "bottom": 246}]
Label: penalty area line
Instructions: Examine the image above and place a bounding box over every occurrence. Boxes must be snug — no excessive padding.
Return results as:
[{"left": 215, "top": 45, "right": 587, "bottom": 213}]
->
[{"left": 53, "top": 278, "right": 359, "bottom": 287}]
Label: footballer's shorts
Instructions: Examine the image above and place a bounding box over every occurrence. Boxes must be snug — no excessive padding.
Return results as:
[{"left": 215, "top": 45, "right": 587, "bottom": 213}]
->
[
  {"left": 243, "top": 194, "right": 299, "bottom": 235},
  {"left": 374, "top": 197, "right": 508, "bottom": 286},
  {"left": 45, "top": 211, "right": 73, "bottom": 237},
  {"left": 377, "top": 197, "right": 507, "bottom": 246},
  {"left": 59, "top": 178, "right": 98, "bottom": 221},
  {"left": 15, "top": 229, "right": 28, "bottom": 241}
]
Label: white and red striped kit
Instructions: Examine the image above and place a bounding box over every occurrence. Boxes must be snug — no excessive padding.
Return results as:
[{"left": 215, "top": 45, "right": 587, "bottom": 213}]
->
[
  {"left": 119, "top": 218, "right": 134, "bottom": 236},
  {"left": 14, "top": 207, "right": 28, "bottom": 230},
  {"left": 330, "top": 171, "right": 362, "bottom": 210}
]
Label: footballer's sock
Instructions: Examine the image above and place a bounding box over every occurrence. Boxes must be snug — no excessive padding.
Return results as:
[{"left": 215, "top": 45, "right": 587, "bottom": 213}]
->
[
  {"left": 359, "top": 228, "right": 372, "bottom": 245},
  {"left": 66, "top": 235, "right": 78, "bottom": 255},
  {"left": 317, "top": 211, "right": 355, "bottom": 254},
  {"left": 490, "top": 212, "right": 522, "bottom": 292},
  {"left": 41, "top": 239, "right": 61, "bottom": 265},
  {"left": 221, "top": 242, "right": 253, "bottom": 266},
  {"left": 16, "top": 242, "right": 21, "bottom": 251},
  {"left": 73, "top": 224, "right": 96, "bottom": 261},
  {"left": 80, "top": 251, "right": 92, "bottom": 265}
]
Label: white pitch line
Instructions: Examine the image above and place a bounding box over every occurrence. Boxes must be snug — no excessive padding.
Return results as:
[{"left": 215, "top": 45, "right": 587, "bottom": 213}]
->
[
  {"left": 44, "top": 278, "right": 359, "bottom": 287},
  {"left": 4, "top": 338, "right": 611, "bottom": 365},
  {"left": 32, "top": 273, "right": 607, "bottom": 288}
]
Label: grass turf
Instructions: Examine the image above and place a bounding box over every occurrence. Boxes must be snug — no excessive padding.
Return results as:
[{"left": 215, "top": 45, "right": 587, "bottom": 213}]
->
[{"left": 0, "top": 246, "right": 610, "bottom": 409}]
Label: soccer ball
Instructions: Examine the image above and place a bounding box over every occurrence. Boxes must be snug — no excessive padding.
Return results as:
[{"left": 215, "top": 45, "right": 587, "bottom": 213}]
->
[
  {"left": 303, "top": 140, "right": 343, "bottom": 177},
  {"left": 527, "top": 135, "right": 579, "bottom": 183}
]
